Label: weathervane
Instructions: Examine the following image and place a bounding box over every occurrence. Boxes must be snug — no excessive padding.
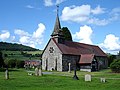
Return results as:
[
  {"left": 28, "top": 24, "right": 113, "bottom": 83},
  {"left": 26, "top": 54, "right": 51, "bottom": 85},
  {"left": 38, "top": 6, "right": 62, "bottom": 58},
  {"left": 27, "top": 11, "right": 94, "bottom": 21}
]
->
[{"left": 56, "top": 4, "right": 59, "bottom": 15}]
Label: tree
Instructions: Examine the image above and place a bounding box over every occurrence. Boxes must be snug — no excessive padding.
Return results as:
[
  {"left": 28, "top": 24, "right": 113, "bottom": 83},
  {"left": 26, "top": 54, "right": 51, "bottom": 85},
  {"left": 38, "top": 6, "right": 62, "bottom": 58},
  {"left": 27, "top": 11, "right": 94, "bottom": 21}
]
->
[
  {"left": 108, "top": 55, "right": 116, "bottom": 67},
  {"left": 62, "top": 27, "right": 72, "bottom": 41},
  {"left": 0, "top": 51, "right": 4, "bottom": 68},
  {"left": 110, "top": 59, "right": 120, "bottom": 73}
]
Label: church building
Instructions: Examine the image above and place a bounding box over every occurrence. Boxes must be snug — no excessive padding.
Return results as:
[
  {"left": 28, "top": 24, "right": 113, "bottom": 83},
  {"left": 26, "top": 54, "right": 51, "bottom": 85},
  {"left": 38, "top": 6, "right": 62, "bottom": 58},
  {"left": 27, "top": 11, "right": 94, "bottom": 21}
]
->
[{"left": 42, "top": 7, "right": 108, "bottom": 72}]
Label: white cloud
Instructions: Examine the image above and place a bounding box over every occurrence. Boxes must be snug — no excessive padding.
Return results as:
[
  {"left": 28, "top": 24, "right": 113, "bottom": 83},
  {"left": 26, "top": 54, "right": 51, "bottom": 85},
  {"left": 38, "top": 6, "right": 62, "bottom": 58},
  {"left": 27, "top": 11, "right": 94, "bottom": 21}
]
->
[
  {"left": 56, "top": 0, "right": 66, "bottom": 5},
  {"left": 11, "top": 36, "right": 15, "bottom": 42},
  {"left": 88, "top": 18, "right": 109, "bottom": 26},
  {"left": 14, "top": 29, "right": 30, "bottom": 37},
  {"left": 14, "top": 23, "right": 46, "bottom": 48},
  {"left": 73, "top": 25, "right": 93, "bottom": 44},
  {"left": 0, "top": 31, "right": 10, "bottom": 41},
  {"left": 91, "top": 5, "right": 105, "bottom": 15},
  {"left": 100, "top": 34, "right": 120, "bottom": 51},
  {"left": 44, "top": 0, "right": 66, "bottom": 6},
  {"left": 26, "top": 5, "right": 34, "bottom": 9},
  {"left": 44, "top": 0, "right": 53, "bottom": 6},
  {"left": 61, "top": 5, "right": 120, "bottom": 26},
  {"left": 109, "top": 7, "right": 120, "bottom": 21},
  {"left": 61, "top": 5, "right": 90, "bottom": 23},
  {"left": 33, "top": 23, "right": 45, "bottom": 38}
]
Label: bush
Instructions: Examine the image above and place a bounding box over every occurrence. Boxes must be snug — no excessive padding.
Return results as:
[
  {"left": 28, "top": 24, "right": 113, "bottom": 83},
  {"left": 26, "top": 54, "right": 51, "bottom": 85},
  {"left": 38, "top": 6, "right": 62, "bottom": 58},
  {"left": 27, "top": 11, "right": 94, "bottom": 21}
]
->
[
  {"left": 4, "top": 59, "right": 24, "bottom": 68},
  {"left": 16, "top": 60, "right": 24, "bottom": 68},
  {"left": 110, "top": 59, "right": 120, "bottom": 73}
]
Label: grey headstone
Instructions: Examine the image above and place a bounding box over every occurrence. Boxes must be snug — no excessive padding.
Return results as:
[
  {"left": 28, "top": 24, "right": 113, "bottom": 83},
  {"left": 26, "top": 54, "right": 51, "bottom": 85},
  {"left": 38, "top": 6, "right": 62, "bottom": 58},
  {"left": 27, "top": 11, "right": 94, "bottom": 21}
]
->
[
  {"left": 100, "top": 78, "right": 106, "bottom": 83},
  {"left": 68, "top": 63, "right": 71, "bottom": 73},
  {"left": 38, "top": 68, "right": 42, "bottom": 76},
  {"left": 35, "top": 67, "right": 39, "bottom": 76},
  {"left": 85, "top": 74, "right": 91, "bottom": 81},
  {"left": 5, "top": 69, "right": 9, "bottom": 79}
]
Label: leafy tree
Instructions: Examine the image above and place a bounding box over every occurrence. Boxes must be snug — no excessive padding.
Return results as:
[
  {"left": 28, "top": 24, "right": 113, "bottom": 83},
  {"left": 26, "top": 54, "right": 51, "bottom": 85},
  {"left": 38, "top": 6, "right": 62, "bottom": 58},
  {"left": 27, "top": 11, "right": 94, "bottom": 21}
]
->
[
  {"left": 108, "top": 55, "right": 116, "bottom": 67},
  {"left": 62, "top": 27, "right": 72, "bottom": 41},
  {"left": 16, "top": 60, "right": 24, "bottom": 68},
  {"left": 110, "top": 59, "right": 120, "bottom": 73},
  {"left": 0, "top": 51, "right": 4, "bottom": 68}
]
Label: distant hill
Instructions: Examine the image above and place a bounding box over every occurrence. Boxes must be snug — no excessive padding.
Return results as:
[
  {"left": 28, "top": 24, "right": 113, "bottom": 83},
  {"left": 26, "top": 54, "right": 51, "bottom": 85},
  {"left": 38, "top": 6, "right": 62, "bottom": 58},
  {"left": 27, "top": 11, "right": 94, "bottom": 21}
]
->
[{"left": 0, "top": 42, "right": 39, "bottom": 51}]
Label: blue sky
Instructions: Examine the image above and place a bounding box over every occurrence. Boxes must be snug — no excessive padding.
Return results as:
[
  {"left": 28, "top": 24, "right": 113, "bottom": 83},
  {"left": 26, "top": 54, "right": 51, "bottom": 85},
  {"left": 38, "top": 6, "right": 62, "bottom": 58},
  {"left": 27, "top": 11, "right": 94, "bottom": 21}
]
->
[{"left": 0, "top": 0, "right": 120, "bottom": 54}]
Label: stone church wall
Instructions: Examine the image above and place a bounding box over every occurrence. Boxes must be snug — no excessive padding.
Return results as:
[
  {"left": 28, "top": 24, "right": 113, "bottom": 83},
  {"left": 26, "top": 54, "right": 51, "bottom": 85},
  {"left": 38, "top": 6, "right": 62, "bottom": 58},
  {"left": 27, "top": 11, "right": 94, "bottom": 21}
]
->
[
  {"left": 42, "top": 39, "right": 62, "bottom": 71},
  {"left": 62, "top": 55, "right": 79, "bottom": 71},
  {"left": 96, "top": 56, "right": 108, "bottom": 70}
]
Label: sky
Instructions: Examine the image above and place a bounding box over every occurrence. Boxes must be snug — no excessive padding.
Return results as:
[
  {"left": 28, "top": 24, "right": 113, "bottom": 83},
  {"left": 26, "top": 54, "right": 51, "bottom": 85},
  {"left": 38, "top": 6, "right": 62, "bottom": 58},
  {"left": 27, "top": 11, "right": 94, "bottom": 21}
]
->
[{"left": 0, "top": 0, "right": 120, "bottom": 54}]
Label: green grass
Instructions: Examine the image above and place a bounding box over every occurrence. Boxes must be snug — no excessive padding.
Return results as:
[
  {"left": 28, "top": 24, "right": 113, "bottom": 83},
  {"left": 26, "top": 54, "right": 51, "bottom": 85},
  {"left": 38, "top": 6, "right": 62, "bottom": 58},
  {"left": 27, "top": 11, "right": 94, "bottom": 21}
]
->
[{"left": 0, "top": 69, "right": 120, "bottom": 90}]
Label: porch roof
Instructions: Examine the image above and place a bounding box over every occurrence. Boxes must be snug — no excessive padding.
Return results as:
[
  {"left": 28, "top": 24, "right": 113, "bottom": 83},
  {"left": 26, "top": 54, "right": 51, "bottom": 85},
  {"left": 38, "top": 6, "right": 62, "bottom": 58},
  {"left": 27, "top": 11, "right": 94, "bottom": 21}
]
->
[{"left": 79, "top": 54, "right": 94, "bottom": 64}]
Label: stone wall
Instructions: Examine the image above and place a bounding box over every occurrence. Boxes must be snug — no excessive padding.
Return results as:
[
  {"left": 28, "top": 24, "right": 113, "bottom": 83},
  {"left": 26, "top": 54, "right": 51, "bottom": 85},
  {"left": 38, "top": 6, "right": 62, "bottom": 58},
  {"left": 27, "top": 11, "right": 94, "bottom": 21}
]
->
[
  {"left": 96, "top": 56, "right": 108, "bottom": 70},
  {"left": 62, "top": 55, "right": 79, "bottom": 71},
  {"left": 42, "top": 39, "right": 62, "bottom": 71}
]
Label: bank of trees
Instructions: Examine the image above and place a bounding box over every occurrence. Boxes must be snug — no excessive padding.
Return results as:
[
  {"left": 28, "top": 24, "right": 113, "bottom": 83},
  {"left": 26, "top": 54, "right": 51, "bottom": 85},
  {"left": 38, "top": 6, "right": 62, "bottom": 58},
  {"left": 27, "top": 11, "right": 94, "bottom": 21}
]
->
[{"left": 0, "top": 51, "right": 4, "bottom": 68}]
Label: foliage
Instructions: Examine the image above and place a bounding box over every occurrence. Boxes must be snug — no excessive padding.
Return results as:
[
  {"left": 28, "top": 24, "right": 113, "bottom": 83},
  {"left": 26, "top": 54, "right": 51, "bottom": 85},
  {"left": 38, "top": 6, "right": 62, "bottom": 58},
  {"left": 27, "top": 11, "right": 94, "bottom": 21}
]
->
[
  {"left": 16, "top": 60, "right": 24, "bottom": 68},
  {"left": 108, "top": 55, "right": 116, "bottom": 67},
  {"left": 0, "top": 51, "right": 4, "bottom": 68},
  {"left": 62, "top": 27, "right": 72, "bottom": 41},
  {"left": 110, "top": 59, "right": 120, "bottom": 73},
  {"left": 0, "top": 42, "right": 39, "bottom": 51},
  {"left": 4, "top": 59, "right": 24, "bottom": 68}
]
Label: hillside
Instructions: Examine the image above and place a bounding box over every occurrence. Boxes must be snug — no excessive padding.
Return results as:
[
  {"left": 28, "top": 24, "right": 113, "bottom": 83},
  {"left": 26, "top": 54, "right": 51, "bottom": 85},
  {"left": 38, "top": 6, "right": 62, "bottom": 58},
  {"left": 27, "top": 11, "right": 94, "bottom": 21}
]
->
[{"left": 0, "top": 42, "right": 39, "bottom": 51}]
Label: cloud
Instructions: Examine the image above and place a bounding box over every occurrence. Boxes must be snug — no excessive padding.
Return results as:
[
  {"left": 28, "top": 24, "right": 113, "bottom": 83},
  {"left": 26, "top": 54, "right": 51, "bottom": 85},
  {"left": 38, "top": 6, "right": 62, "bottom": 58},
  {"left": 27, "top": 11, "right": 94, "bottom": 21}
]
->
[
  {"left": 73, "top": 25, "right": 93, "bottom": 44},
  {"left": 33, "top": 23, "right": 45, "bottom": 38},
  {"left": 25, "top": 5, "right": 41, "bottom": 10},
  {"left": 44, "top": 0, "right": 53, "bottom": 6},
  {"left": 61, "top": 5, "right": 120, "bottom": 26},
  {"left": 44, "top": 0, "right": 66, "bottom": 6},
  {"left": 91, "top": 5, "right": 105, "bottom": 15},
  {"left": 14, "top": 29, "right": 30, "bottom": 37},
  {"left": 61, "top": 5, "right": 90, "bottom": 22},
  {"left": 14, "top": 23, "right": 46, "bottom": 48},
  {"left": 0, "top": 30, "right": 10, "bottom": 41},
  {"left": 100, "top": 34, "right": 120, "bottom": 51},
  {"left": 56, "top": 0, "right": 66, "bottom": 5},
  {"left": 109, "top": 7, "right": 120, "bottom": 21},
  {"left": 88, "top": 18, "right": 109, "bottom": 26},
  {"left": 26, "top": 5, "right": 34, "bottom": 9}
]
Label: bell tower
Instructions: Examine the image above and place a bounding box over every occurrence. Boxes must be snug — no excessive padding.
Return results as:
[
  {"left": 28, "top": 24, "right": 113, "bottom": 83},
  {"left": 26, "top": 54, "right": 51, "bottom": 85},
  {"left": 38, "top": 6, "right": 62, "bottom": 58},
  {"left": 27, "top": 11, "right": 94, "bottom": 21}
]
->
[{"left": 51, "top": 5, "right": 64, "bottom": 44}]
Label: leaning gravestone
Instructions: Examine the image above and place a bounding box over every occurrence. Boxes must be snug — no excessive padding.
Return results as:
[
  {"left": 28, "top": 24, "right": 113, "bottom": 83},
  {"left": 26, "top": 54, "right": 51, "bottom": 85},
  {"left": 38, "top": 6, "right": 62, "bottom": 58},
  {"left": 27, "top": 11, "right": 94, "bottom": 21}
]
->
[
  {"left": 85, "top": 74, "right": 91, "bottom": 81},
  {"left": 5, "top": 69, "right": 9, "bottom": 79}
]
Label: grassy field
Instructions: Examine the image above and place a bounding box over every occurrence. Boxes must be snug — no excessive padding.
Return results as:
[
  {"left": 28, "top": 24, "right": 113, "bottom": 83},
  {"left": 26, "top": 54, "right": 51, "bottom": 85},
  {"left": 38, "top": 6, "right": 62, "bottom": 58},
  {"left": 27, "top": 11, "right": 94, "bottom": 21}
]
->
[
  {"left": 2, "top": 51, "right": 42, "bottom": 60},
  {"left": 0, "top": 69, "right": 120, "bottom": 90}
]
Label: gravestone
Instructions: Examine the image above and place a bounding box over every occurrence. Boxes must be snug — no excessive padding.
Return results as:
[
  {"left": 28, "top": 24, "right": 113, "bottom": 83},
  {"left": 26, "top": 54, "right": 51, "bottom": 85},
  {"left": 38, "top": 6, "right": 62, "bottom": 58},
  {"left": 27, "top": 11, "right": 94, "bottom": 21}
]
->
[
  {"left": 85, "top": 74, "right": 91, "bottom": 81},
  {"left": 68, "top": 63, "right": 71, "bottom": 73},
  {"left": 100, "top": 78, "right": 106, "bottom": 83},
  {"left": 35, "top": 67, "right": 39, "bottom": 76},
  {"left": 5, "top": 69, "right": 9, "bottom": 79},
  {"left": 38, "top": 68, "right": 42, "bottom": 76}
]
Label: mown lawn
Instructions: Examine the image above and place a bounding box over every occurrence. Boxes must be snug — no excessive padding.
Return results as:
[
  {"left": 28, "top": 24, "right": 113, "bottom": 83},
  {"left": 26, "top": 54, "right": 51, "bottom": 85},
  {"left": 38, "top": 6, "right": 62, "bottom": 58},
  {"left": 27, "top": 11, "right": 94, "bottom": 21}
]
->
[{"left": 0, "top": 69, "right": 120, "bottom": 90}]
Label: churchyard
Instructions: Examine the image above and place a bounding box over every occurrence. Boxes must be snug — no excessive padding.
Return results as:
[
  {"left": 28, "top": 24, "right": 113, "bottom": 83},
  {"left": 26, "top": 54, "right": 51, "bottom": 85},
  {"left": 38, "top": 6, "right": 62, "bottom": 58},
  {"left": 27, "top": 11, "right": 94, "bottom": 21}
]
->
[{"left": 0, "top": 68, "right": 120, "bottom": 90}]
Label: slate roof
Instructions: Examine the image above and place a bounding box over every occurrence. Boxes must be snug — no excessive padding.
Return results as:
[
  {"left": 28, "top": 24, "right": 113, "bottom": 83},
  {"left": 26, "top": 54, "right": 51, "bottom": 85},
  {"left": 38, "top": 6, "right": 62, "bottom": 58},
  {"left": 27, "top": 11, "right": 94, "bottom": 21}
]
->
[
  {"left": 79, "top": 54, "right": 94, "bottom": 64},
  {"left": 52, "top": 38, "right": 107, "bottom": 57}
]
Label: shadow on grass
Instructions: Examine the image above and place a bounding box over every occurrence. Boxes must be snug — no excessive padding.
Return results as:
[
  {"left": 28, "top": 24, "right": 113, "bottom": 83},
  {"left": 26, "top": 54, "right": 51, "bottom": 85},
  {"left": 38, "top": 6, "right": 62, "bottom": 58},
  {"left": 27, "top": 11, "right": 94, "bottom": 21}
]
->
[{"left": 0, "top": 68, "right": 22, "bottom": 72}]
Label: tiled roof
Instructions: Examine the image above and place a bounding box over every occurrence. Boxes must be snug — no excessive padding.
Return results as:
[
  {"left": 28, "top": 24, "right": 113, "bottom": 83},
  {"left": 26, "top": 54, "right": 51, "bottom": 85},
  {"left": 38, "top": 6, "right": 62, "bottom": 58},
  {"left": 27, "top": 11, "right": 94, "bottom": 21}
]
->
[
  {"left": 79, "top": 54, "right": 94, "bottom": 64},
  {"left": 52, "top": 38, "right": 107, "bottom": 56}
]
